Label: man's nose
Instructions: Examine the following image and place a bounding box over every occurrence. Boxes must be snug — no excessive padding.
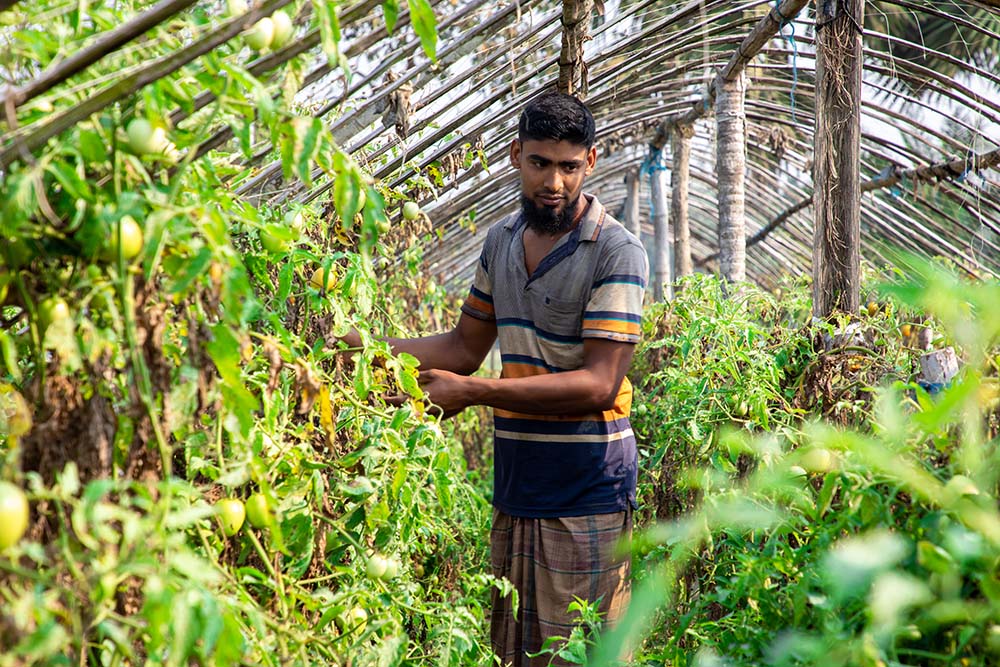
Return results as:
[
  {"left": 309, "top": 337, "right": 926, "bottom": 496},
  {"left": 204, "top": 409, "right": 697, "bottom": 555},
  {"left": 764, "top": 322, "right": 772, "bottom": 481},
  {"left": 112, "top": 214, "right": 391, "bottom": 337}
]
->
[{"left": 543, "top": 168, "right": 562, "bottom": 192}]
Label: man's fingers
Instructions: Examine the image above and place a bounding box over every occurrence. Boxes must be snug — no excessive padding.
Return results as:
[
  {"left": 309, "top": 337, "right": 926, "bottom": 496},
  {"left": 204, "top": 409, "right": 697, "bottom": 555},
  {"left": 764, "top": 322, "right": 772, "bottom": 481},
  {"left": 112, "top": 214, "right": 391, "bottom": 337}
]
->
[{"left": 383, "top": 393, "right": 408, "bottom": 406}]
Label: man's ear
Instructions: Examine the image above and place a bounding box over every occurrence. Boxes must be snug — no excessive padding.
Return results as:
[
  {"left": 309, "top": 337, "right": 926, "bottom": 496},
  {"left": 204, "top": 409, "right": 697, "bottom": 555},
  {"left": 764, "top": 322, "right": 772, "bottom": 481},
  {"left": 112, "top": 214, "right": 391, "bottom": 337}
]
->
[
  {"left": 510, "top": 139, "right": 521, "bottom": 170},
  {"left": 585, "top": 145, "right": 597, "bottom": 175}
]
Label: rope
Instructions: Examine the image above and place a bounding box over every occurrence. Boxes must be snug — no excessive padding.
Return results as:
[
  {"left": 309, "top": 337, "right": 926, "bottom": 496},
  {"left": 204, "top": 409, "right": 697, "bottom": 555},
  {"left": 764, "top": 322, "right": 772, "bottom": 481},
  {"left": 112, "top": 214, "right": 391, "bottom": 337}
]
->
[
  {"left": 773, "top": 0, "right": 799, "bottom": 124},
  {"left": 640, "top": 146, "right": 669, "bottom": 217}
]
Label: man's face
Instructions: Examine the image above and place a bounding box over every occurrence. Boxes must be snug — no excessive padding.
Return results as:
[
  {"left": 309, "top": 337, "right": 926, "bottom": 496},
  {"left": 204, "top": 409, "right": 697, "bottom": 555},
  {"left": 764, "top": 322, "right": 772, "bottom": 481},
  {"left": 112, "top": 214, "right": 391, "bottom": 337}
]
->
[{"left": 511, "top": 139, "right": 597, "bottom": 234}]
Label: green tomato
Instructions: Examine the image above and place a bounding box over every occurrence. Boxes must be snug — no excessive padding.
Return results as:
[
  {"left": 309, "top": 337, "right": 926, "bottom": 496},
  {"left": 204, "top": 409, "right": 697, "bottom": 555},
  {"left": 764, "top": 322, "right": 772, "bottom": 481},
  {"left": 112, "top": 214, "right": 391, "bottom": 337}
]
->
[
  {"left": 260, "top": 227, "right": 290, "bottom": 254},
  {"left": 800, "top": 448, "right": 835, "bottom": 473},
  {"left": 383, "top": 556, "right": 400, "bottom": 580},
  {"left": 38, "top": 296, "right": 70, "bottom": 331},
  {"left": 402, "top": 201, "right": 421, "bottom": 221},
  {"left": 0, "top": 482, "right": 29, "bottom": 550},
  {"left": 245, "top": 492, "right": 272, "bottom": 528},
  {"left": 217, "top": 498, "right": 246, "bottom": 536},
  {"left": 338, "top": 606, "right": 367, "bottom": 634},
  {"left": 270, "top": 10, "right": 294, "bottom": 48},
  {"left": 286, "top": 209, "right": 306, "bottom": 233},
  {"left": 244, "top": 17, "right": 274, "bottom": 51},
  {"left": 366, "top": 553, "right": 388, "bottom": 579},
  {"left": 788, "top": 465, "right": 808, "bottom": 479},
  {"left": 944, "top": 474, "right": 979, "bottom": 505},
  {"left": 126, "top": 118, "right": 168, "bottom": 155},
  {"left": 104, "top": 215, "right": 144, "bottom": 262}
]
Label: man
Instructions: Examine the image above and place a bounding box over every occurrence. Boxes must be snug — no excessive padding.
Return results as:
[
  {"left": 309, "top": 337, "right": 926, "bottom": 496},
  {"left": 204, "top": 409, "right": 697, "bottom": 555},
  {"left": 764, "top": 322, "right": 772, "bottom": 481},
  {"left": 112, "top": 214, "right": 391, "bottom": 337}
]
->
[{"left": 344, "top": 92, "right": 648, "bottom": 666}]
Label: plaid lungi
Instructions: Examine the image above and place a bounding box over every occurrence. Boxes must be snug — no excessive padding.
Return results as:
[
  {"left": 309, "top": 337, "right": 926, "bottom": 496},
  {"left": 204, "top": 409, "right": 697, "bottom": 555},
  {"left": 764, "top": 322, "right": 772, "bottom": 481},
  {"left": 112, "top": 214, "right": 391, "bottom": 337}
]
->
[{"left": 490, "top": 508, "right": 632, "bottom": 667}]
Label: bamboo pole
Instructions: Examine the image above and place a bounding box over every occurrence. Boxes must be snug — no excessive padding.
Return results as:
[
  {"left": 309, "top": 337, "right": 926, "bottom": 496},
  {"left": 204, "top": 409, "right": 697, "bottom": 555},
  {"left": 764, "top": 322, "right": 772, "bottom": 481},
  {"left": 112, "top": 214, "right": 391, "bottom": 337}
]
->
[{"left": 812, "top": 0, "right": 865, "bottom": 318}]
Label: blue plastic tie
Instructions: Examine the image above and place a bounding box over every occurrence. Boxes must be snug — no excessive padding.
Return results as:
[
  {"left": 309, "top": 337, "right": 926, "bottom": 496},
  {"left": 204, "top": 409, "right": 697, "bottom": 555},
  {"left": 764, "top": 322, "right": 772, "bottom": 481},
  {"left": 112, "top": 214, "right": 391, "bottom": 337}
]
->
[
  {"left": 641, "top": 147, "right": 669, "bottom": 217},
  {"left": 773, "top": 1, "right": 799, "bottom": 125}
]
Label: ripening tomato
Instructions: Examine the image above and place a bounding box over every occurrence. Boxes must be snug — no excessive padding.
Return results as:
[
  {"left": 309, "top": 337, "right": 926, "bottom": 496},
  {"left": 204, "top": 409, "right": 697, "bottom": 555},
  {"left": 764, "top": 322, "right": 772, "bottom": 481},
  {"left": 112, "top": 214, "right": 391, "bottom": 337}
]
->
[
  {"left": 310, "top": 267, "right": 337, "bottom": 292},
  {"left": 104, "top": 215, "right": 144, "bottom": 262},
  {"left": 0, "top": 482, "right": 29, "bottom": 550}
]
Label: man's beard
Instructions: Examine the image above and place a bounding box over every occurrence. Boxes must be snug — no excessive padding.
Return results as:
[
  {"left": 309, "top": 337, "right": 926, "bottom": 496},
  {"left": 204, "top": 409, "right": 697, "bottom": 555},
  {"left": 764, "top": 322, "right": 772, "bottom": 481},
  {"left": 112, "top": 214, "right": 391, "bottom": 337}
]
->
[{"left": 521, "top": 193, "right": 579, "bottom": 235}]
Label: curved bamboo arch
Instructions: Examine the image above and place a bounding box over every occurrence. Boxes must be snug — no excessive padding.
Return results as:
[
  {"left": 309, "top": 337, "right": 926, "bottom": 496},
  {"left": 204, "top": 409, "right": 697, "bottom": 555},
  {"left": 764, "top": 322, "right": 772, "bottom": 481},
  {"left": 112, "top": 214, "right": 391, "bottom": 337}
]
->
[{"left": 1, "top": 0, "right": 998, "bottom": 290}]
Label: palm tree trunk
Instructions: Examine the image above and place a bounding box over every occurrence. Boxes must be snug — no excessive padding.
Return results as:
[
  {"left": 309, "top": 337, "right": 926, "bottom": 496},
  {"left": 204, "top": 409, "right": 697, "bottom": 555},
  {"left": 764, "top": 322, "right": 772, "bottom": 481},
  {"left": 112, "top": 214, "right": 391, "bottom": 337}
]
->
[
  {"left": 715, "top": 71, "right": 748, "bottom": 283},
  {"left": 558, "top": 0, "right": 594, "bottom": 97},
  {"left": 651, "top": 158, "right": 671, "bottom": 300},
  {"left": 623, "top": 167, "right": 641, "bottom": 239},
  {"left": 812, "top": 0, "right": 864, "bottom": 318},
  {"left": 671, "top": 123, "right": 694, "bottom": 279}
]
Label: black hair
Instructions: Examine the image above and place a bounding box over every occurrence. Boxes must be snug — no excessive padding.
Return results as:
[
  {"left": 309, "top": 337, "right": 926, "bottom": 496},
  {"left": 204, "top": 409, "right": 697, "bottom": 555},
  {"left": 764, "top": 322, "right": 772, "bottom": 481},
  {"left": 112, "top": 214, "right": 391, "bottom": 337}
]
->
[{"left": 518, "top": 92, "right": 596, "bottom": 148}]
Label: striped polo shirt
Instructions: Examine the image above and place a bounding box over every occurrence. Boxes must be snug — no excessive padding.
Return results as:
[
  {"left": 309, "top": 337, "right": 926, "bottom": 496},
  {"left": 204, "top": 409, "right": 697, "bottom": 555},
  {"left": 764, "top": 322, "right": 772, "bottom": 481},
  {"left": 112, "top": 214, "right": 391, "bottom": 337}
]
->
[{"left": 461, "top": 194, "right": 649, "bottom": 518}]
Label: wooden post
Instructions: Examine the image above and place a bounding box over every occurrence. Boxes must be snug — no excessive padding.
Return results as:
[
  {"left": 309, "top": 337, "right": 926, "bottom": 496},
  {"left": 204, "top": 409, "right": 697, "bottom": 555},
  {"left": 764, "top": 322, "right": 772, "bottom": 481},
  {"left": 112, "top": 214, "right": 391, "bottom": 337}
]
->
[
  {"left": 650, "top": 152, "right": 672, "bottom": 300},
  {"left": 670, "top": 123, "right": 694, "bottom": 279},
  {"left": 812, "top": 0, "right": 864, "bottom": 318},
  {"left": 715, "top": 71, "right": 748, "bottom": 283},
  {"left": 623, "top": 167, "right": 642, "bottom": 239}
]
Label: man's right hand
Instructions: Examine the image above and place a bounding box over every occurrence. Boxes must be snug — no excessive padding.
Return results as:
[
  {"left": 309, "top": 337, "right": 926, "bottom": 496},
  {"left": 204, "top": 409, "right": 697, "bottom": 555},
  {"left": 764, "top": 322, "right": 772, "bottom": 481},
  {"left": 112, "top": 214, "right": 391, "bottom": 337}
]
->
[{"left": 337, "top": 327, "right": 363, "bottom": 349}]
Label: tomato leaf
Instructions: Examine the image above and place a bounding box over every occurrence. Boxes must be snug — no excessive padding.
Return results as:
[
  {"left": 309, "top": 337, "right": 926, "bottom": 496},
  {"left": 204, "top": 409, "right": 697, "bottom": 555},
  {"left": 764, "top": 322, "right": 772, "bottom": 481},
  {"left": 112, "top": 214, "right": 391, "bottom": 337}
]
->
[
  {"left": 383, "top": 0, "right": 398, "bottom": 32},
  {"left": 407, "top": 0, "right": 437, "bottom": 61}
]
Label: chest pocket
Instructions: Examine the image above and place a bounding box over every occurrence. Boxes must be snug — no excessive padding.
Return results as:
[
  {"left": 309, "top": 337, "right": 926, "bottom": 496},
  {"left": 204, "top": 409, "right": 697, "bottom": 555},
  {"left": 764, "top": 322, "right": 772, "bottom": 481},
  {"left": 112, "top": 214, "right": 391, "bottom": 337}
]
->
[{"left": 530, "top": 291, "right": 584, "bottom": 340}]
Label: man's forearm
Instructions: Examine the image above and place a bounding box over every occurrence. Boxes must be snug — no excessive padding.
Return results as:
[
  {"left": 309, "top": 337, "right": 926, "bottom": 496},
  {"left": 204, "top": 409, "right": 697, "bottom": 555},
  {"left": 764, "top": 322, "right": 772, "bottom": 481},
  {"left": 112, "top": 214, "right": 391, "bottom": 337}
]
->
[
  {"left": 381, "top": 331, "right": 481, "bottom": 375},
  {"left": 459, "top": 370, "right": 617, "bottom": 415}
]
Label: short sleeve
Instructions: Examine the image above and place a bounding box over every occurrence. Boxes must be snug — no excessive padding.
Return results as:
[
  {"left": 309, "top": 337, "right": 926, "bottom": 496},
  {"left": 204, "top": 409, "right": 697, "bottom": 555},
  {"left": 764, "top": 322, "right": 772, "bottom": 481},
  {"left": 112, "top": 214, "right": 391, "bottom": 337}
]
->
[
  {"left": 582, "top": 239, "right": 648, "bottom": 343},
  {"left": 460, "top": 229, "right": 498, "bottom": 322}
]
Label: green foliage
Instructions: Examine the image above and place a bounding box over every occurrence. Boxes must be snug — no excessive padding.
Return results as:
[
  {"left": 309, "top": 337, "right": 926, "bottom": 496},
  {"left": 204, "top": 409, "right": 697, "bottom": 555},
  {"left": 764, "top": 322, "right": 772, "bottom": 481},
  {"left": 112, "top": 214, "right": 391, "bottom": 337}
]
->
[{"left": 616, "top": 267, "right": 1000, "bottom": 667}]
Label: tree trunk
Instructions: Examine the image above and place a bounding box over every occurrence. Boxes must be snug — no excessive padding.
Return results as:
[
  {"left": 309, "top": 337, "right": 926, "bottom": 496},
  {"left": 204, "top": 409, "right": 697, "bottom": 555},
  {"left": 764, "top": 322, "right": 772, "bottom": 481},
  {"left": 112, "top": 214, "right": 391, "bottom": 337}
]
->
[
  {"left": 671, "top": 123, "right": 694, "bottom": 279},
  {"left": 623, "top": 167, "right": 641, "bottom": 239},
  {"left": 651, "top": 159, "right": 671, "bottom": 300},
  {"left": 812, "top": 0, "right": 864, "bottom": 318},
  {"left": 558, "top": 0, "right": 594, "bottom": 97},
  {"left": 715, "top": 72, "right": 748, "bottom": 283}
]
